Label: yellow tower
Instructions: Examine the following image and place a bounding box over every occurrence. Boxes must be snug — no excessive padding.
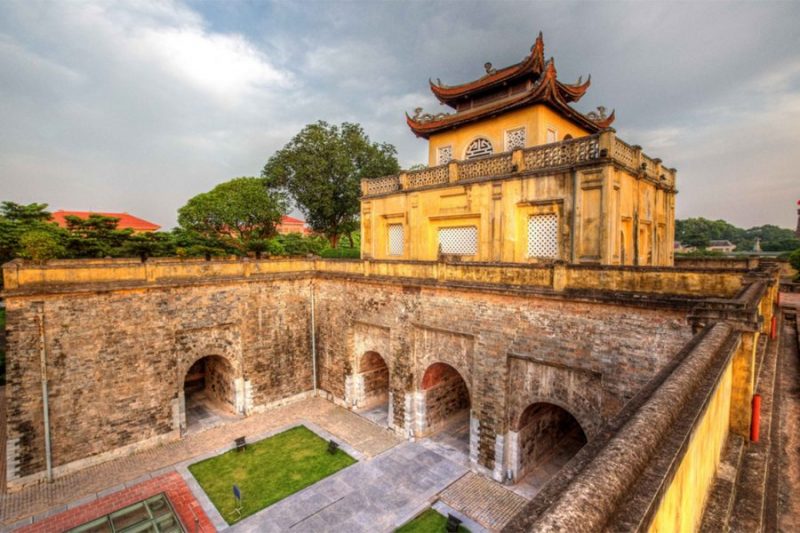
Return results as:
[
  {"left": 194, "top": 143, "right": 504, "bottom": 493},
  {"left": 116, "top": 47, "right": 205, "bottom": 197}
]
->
[{"left": 361, "top": 33, "right": 677, "bottom": 266}]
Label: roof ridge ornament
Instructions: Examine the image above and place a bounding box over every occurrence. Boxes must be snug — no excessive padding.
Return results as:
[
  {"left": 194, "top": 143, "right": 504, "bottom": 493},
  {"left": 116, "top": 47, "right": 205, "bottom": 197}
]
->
[{"left": 530, "top": 31, "right": 545, "bottom": 72}]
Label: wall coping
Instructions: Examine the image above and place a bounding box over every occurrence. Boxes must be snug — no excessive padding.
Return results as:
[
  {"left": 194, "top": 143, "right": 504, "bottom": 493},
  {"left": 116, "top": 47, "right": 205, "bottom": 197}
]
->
[{"left": 2, "top": 257, "right": 754, "bottom": 300}]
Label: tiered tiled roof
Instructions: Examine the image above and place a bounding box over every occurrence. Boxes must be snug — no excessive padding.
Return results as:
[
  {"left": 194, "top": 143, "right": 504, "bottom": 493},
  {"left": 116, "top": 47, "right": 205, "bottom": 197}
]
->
[{"left": 407, "top": 32, "right": 615, "bottom": 138}]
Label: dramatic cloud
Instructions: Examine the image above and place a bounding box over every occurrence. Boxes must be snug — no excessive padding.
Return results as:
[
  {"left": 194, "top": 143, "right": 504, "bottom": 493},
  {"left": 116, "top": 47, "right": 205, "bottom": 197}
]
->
[{"left": 1, "top": 0, "right": 799, "bottom": 228}]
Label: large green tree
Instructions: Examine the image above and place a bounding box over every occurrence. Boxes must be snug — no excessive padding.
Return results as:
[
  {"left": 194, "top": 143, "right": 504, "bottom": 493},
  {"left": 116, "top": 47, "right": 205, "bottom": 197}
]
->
[
  {"left": 178, "top": 177, "right": 287, "bottom": 250},
  {"left": 262, "top": 122, "right": 399, "bottom": 247}
]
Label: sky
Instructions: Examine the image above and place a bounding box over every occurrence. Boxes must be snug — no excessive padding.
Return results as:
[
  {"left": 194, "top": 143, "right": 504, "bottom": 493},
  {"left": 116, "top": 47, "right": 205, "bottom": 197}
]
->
[{"left": 1, "top": 0, "right": 799, "bottom": 230}]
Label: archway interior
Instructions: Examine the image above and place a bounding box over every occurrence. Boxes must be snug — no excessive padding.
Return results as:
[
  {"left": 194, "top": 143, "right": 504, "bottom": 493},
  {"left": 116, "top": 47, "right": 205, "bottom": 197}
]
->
[
  {"left": 183, "top": 355, "right": 237, "bottom": 432},
  {"left": 357, "top": 351, "right": 390, "bottom": 426},
  {"left": 421, "top": 363, "right": 471, "bottom": 458},
  {"left": 515, "top": 402, "right": 587, "bottom": 495}
]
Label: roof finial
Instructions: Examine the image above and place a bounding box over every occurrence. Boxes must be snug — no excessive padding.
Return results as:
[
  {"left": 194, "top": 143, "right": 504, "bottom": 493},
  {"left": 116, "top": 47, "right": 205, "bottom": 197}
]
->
[{"left": 530, "top": 31, "right": 545, "bottom": 73}]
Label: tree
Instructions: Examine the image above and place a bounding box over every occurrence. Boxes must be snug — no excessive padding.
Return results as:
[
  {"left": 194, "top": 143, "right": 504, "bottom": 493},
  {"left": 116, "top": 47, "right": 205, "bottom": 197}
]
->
[
  {"left": 18, "top": 230, "right": 65, "bottom": 262},
  {"left": 262, "top": 121, "right": 399, "bottom": 248},
  {"left": 0, "top": 202, "right": 63, "bottom": 264},
  {"left": 789, "top": 248, "right": 800, "bottom": 279},
  {"left": 121, "top": 232, "right": 175, "bottom": 261},
  {"left": 63, "top": 214, "right": 132, "bottom": 258},
  {"left": 178, "top": 177, "right": 287, "bottom": 250}
]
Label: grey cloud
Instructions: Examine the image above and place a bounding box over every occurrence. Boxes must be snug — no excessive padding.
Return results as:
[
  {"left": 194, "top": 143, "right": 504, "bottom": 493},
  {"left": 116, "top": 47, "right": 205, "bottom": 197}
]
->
[{"left": 1, "top": 0, "right": 799, "bottom": 229}]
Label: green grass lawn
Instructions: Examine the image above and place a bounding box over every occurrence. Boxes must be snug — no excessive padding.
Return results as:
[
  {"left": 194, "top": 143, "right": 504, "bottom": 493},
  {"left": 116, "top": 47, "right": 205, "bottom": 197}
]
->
[
  {"left": 188, "top": 425, "right": 356, "bottom": 524},
  {"left": 395, "top": 508, "right": 471, "bottom": 533}
]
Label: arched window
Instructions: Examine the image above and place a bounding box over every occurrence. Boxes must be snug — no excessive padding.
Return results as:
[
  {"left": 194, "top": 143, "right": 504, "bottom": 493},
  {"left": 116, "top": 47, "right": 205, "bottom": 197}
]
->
[
  {"left": 465, "top": 138, "right": 493, "bottom": 159},
  {"left": 563, "top": 134, "right": 573, "bottom": 141}
]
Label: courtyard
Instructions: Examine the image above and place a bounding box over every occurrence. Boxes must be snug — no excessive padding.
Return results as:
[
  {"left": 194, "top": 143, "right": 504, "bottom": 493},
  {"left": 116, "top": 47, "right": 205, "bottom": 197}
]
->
[{"left": 1, "top": 396, "right": 525, "bottom": 532}]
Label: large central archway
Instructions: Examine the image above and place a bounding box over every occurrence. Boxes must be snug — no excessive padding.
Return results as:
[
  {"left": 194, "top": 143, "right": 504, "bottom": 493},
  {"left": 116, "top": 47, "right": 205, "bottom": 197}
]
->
[
  {"left": 511, "top": 402, "right": 587, "bottom": 497},
  {"left": 182, "top": 355, "right": 239, "bottom": 434}
]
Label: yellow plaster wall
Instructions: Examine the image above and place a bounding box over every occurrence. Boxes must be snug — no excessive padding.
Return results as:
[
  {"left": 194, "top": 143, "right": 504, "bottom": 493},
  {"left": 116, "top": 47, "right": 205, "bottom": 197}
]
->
[
  {"left": 729, "top": 332, "right": 758, "bottom": 437},
  {"left": 4, "top": 258, "right": 745, "bottom": 298},
  {"left": 648, "top": 359, "right": 733, "bottom": 533},
  {"left": 426, "top": 105, "right": 590, "bottom": 165},
  {"left": 362, "top": 163, "right": 675, "bottom": 266}
]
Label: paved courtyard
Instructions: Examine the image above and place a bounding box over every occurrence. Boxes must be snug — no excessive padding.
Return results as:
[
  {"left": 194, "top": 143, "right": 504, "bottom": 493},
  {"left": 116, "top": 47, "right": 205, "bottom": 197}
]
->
[
  {"left": 226, "top": 441, "right": 467, "bottom": 532},
  {"left": 2, "top": 395, "right": 532, "bottom": 532}
]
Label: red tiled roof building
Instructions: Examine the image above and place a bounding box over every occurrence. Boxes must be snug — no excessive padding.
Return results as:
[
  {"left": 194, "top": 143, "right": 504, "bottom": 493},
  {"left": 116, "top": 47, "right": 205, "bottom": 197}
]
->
[{"left": 51, "top": 210, "right": 161, "bottom": 233}]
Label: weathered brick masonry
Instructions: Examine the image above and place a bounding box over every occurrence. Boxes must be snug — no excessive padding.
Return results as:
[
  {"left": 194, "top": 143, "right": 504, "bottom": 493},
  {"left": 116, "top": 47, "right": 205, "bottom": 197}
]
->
[
  {"left": 4, "top": 258, "right": 752, "bottom": 491},
  {"left": 313, "top": 277, "right": 693, "bottom": 473},
  {"left": 4, "top": 277, "right": 314, "bottom": 484}
]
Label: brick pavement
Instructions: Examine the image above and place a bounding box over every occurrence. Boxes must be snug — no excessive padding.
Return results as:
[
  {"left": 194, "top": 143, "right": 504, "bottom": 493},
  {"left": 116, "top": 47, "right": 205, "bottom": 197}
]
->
[
  {"left": 439, "top": 472, "right": 528, "bottom": 532},
  {"left": 15, "top": 472, "right": 214, "bottom": 533},
  {"left": 1, "top": 396, "right": 401, "bottom": 528}
]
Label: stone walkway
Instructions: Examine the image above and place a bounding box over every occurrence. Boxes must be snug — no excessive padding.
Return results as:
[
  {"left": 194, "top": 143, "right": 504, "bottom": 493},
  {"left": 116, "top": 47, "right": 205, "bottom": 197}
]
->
[
  {"left": 227, "top": 441, "right": 467, "bottom": 532},
  {"left": 439, "top": 472, "right": 528, "bottom": 531},
  {"left": 1, "top": 397, "right": 401, "bottom": 527}
]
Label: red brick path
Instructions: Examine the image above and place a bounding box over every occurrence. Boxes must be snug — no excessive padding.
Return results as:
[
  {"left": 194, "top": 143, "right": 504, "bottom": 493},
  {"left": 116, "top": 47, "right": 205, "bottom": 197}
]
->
[{"left": 16, "top": 472, "right": 214, "bottom": 533}]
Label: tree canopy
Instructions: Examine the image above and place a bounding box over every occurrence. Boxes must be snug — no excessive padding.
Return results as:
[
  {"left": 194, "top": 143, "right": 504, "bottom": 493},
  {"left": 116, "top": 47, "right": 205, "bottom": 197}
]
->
[
  {"left": 177, "top": 177, "right": 287, "bottom": 250},
  {"left": 262, "top": 121, "right": 399, "bottom": 247}
]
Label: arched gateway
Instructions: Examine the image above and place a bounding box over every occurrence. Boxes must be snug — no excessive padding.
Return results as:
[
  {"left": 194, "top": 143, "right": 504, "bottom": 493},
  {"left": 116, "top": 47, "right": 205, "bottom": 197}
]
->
[
  {"left": 508, "top": 402, "right": 587, "bottom": 493},
  {"left": 180, "top": 355, "right": 240, "bottom": 434}
]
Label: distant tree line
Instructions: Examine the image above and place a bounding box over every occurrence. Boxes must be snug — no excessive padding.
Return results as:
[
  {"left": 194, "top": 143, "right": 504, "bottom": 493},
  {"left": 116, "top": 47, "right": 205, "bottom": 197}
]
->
[{"left": 676, "top": 217, "right": 800, "bottom": 252}]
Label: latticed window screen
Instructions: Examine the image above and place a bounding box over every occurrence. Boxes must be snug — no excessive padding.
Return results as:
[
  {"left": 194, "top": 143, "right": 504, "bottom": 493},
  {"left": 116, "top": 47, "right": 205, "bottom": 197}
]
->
[
  {"left": 527, "top": 214, "right": 559, "bottom": 258},
  {"left": 437, "top": 145, "right": 453, "bottom": 165},
  {"left": 505, "top": 127, "right": 526, "bottom": 151},
  {"left": 438, "top": 226, "right": 478, "bottom": 255},
  {"left": 465, "top": 138, "right": 493, "bottom": 159},
  {"left": 388, "top": 224, "right": 404, "bottom": 256}
]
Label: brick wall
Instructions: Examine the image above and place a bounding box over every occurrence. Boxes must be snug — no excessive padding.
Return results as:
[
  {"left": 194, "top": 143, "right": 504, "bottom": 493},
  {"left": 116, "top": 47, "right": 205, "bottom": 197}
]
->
[
  {"left": 4, "top": 278, "right": 313, "bottom": 483},
  {"left": 4, "top": 273, "right": 693, "bottom": 484},
  {"left": 313, "top": 278, "right": 693, "bottom": 467}
]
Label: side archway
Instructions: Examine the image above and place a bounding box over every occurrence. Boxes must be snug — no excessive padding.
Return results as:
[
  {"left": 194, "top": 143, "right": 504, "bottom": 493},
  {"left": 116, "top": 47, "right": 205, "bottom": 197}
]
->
[
  {"left": 359, "top": 351, "right": 390, "bottom": 407},
  {"left": 420, "top": 362, "right": 471, "bottom": 433},
  {"left": 511, "top": 402, "right": 587, "bottom": 486}
]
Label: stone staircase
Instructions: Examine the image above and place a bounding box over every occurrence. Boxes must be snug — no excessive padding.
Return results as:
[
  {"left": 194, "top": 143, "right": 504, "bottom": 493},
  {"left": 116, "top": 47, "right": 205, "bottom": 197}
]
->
[{"left": 700, "top": 306, "right": 796, "bottom": 531}]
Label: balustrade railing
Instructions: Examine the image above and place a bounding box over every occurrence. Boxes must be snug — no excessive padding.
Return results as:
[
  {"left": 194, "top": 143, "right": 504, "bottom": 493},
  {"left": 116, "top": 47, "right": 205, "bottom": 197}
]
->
[
  {"left": 364, "top": 174, "right": 401, "bottom": 195},
  {"left": 522, "top": 135, "right": 600, "bottom": 170},
  {"left": 363, "top": 131, "right": 673, "bottom": 196},
  {"left": 458, "top": 152, "right": 514, "bottom": 180},
  {"left": 407, "top": 164, "right": 449, "bottom": 188}
]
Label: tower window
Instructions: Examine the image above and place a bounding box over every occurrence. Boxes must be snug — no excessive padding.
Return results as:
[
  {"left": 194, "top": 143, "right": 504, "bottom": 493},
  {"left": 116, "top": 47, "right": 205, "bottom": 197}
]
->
[
  {"left": 437, "top": 145, "right": 453, "bottom": 165},
  {"left": 388, "top": 224, "right": 404, "bottom": 256},
  {"left": 527, "top": 214, "right": 559, "bottom": 258},
  {"left": 465, "top": 138, "right": 493, "bottom": 159},
  {"left": 505, "top": 127, "right": 526, "bottom": 151},
  {"left": 438, "top": 226, "right": 478, "bottom": 255},
  {"left": 546, "top": 128, "right": 557, "bottom": 143}
]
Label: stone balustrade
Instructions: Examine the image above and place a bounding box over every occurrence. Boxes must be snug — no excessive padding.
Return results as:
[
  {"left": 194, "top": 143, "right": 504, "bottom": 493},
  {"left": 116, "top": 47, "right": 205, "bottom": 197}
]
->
[{"left": 361, "top": 130, "right": 677, "bottom": 197}]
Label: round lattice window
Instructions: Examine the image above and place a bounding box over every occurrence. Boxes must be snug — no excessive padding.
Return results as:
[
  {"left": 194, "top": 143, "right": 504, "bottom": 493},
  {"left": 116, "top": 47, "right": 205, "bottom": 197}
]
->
[{"left": 465, "top": 138, "right": 493, "bottom": 159}]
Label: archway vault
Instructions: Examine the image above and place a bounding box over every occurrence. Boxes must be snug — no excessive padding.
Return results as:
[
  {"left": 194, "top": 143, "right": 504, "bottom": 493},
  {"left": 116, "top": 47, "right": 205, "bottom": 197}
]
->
[{"left": 510, "top": 401, "right": 588, "bottom": 488}]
